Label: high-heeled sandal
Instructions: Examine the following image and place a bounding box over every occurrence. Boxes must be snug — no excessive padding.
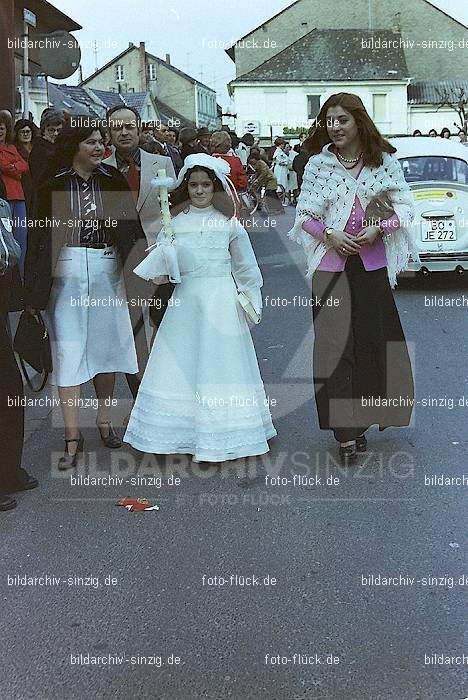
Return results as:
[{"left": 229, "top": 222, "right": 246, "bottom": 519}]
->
[
  {"left": 58, "top": 434, "right": 84, "bottom": 471},
  {"left": 97, "top": 422, "right": 122, "bottom": 449},
  {"left": 356, "top": 434, "right": 367, "bottom": 452},
  {"left": 339, "top": 441, "right": 357, "bottom": 465}
]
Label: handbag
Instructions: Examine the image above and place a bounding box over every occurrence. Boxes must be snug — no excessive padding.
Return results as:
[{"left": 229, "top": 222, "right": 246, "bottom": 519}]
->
[
  {"left": 364, "top": 192, "right": 395, "bottom": 227},
  {"left": 0, "top": 198, "right": 21, "bottom": 275},
  {"left": 13, "top": 311, "right": 52, "bottom": 392}
]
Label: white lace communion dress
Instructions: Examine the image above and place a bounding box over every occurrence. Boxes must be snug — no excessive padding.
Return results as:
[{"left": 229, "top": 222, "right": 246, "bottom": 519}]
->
[{"left": 123, "top": 205, "right": 277, "bottom": 461}]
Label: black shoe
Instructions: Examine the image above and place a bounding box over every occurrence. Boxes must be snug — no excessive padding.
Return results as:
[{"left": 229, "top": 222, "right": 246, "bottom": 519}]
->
[
  {"left": 9, "top": 475, "right": 39, "bottom": 493},
  {"left": 58, "top": 434, "right": 84, "bottom": 471},
  {"left": 0, "top": 495, "right": 17, "bottom": 511},
  {"left": 356, "top": 434, "right": 367, "bottom": 453},
  {"left": 97, "top": 422, "right": 122, "bottom": 449},
  {"left": 339, "top": 442, "right": 358, "bottom": 465}
]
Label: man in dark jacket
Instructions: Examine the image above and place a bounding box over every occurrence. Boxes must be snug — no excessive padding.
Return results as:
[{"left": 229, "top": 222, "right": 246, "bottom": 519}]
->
[
  {"left": 28, "top": 110, "right": 64, "bottom": 188},
  {"left": 292, "top": 147, "right": 310, "bottom": 190},
  {"left": 179, "top": 127, "right": 201, "bottom": 162},
  {"left": 0, "top": 187, "right": 39, "bottom": 511},
  {"left": 197, "top": 127, "right": 211, "bottom": 155},
  {"left": 154, "top": 126, "right": 183, "bottom": 175}
]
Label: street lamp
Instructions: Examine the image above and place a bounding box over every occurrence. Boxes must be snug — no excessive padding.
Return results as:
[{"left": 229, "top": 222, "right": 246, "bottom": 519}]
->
[{"left": 22, "top": 8, "right": 36, "bottom": 118}]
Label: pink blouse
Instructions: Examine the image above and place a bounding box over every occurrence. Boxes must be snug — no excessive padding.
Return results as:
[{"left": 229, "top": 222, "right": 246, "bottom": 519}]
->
[{"left": 301, "top": 156, "right": 400, "bottom": 272}]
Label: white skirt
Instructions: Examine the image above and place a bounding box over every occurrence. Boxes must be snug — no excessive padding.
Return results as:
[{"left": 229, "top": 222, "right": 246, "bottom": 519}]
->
[
  {"left": 274, "top": 163, "right": 289, "bottom": 190},
  {"left": 45, "top": 246, "right": 138, "bottom": 387},
  {"left": 288, "top": 169, "right": 298, "bottom": 191}
]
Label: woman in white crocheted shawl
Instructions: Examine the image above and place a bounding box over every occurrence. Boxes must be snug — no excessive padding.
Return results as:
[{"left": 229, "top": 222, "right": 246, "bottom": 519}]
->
[{"left": 289, "top": 92, "right": 416, "bottom": 465}]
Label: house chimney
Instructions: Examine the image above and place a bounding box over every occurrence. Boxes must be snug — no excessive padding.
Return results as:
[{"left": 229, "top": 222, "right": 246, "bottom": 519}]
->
[
  {"left": 165, "top": 53, "right": 171, "bottom": 64},
  {"left": 139, "top": 41, "right": 147, "bottom": 92}
]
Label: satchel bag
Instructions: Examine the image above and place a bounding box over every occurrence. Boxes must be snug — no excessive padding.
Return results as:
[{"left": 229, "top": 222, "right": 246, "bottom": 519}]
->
[
  {"left": 237, "top": 291, "right": 261, "bottom": 324},
  {"left": 13, "top": 311, "right": 52, "bottom": 392},
  {"left": 0, "top": 198, "right": 21, "bottom": 275}
]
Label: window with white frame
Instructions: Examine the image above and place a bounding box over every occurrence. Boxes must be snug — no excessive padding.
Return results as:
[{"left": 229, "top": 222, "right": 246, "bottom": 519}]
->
[
  {"left": 307, "top": 94, "right": 321, "bottom": 120},
  {"left": 149, "top": 64, "right": 157, "bottom": 81},
  {"left": 115, "top": 65, "right": 124, "bottom": 82},
  {"left": 372, "top": 94, "right": 387, "bottom": 122}
]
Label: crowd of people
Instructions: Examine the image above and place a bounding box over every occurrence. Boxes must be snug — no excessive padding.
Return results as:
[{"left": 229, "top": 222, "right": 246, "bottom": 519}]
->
[
  {"left": 0, "top": 105, "right": 286, "bottom": 512},
  {"left": 136, "top": 121, "right": 308, "bottom": 207},
  {"left": 0, "top": 93, "right": 440, "bottom": 513},
  {"left": 413, "top": 126, "right": 468, "bottom": 141}
]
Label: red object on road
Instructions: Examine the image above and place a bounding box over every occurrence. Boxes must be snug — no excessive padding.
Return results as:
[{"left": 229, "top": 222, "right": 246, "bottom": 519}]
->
[
  {"left": 115, "top": 497, "right": 159, "bottom": 512},
  {"left": 116, "top": 497, "right": 148, "bottom": 506}
]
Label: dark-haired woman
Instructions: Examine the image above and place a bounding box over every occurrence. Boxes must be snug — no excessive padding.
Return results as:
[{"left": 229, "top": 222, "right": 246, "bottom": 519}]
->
[
  {"left": 124, "top": 153, "right": 276, "bottom": 462},
  {"left": 0, "top": 113, "right": 29, "bottom": 274},
  {"left": 14, "top": 119, "right": 36, "bottom": 156},
  {"left": 24, "top": 123, "right": 149, "bottom": 469},
  {"left": 440, "top": 127, "right": 451, "bottom": 139},
  {"left": 289, "top": 92, "right": 416, "bottom": 464}
]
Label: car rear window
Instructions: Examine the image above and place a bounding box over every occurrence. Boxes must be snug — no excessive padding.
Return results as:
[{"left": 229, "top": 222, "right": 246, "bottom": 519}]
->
[{"left": 398, "top": 156, "right": 468, "bottom": 184}]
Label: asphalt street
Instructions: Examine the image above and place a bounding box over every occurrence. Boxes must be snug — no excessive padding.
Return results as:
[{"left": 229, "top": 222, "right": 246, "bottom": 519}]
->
[{"left": 2, "top": 207, "right": 467, "bottom": 699}]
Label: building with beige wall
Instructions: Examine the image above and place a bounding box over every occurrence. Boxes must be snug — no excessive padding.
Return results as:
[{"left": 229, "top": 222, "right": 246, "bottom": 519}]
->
[
  {"left": 230, "top": 29, "right": 411, "bottom": 138},
  {"left": 227, "top": 0, "right": 468, "bottom": 81},
  {"left": 80, "top": 42, "right": 216, "bottom": 128},
  {"left": 228, "top": 2, "right": 468, "bottom": 140}
]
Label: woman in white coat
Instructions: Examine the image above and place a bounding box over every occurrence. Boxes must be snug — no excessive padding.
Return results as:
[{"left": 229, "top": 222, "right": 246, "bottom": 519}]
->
[{"left": 272, "top": 141, "right": 290, "bottom": 191}]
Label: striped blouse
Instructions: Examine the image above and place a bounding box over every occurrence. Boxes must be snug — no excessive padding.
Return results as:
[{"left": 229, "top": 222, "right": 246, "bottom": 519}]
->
[{"left": 55, "top": 165, "right": 112, "bottom": 247}]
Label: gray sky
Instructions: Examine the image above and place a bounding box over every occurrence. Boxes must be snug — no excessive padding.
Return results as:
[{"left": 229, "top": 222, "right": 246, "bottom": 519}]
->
[{"left": 56, "top": 0, "right": 468, "bottom": 108}]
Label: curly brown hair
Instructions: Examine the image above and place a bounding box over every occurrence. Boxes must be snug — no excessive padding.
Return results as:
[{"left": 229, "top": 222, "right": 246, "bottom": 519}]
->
[{"left": 303, "top": 92, "right": 396, "bottom": 168}]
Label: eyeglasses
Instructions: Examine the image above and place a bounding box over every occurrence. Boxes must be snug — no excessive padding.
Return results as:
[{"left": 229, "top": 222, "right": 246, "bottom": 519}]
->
[{"left": 19, "top": 129, "right": 32, "bottom": 135}]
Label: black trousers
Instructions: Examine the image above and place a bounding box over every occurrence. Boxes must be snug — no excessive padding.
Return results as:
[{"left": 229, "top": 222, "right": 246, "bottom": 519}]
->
[
  {"left": 311, "top": 255, "right": 414, "bottom": 443},
  {"left": 0, "top": 318, "right": 28, "bottom": 493},
  {"left": 125, "top": 282, "right": 174, "bottom": 399},
  {"left": 126, "top": 307, "right": 148, "bottom": 399}
]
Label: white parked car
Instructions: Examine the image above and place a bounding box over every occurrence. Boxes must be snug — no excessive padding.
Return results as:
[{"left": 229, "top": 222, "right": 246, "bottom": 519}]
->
[{"left": 391, "top": 136, "right": 468, "bottom": 275}]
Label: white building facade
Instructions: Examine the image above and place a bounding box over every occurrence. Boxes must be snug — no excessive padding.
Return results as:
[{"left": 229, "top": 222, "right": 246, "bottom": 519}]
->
[{"left": 232, "top": 81, "right": 409, "bottom": 138}]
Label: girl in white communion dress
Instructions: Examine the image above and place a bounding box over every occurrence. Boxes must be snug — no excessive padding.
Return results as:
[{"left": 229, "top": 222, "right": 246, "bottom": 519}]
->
[{"left": 124, "top": 154, "right": 276, "bottom": 462}]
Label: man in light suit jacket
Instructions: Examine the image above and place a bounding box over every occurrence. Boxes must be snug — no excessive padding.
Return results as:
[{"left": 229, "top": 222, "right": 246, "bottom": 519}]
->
[
  {"left": 105, "top": 105, "right": 176, "bottom": 401},
  {"left": 105, "top": 106, "right": 176, "bottom": 245}
]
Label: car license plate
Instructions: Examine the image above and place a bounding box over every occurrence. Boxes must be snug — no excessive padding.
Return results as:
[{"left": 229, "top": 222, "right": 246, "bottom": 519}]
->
[{"left": 421, "top": 219, "right": 456, "bottom": 241}]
